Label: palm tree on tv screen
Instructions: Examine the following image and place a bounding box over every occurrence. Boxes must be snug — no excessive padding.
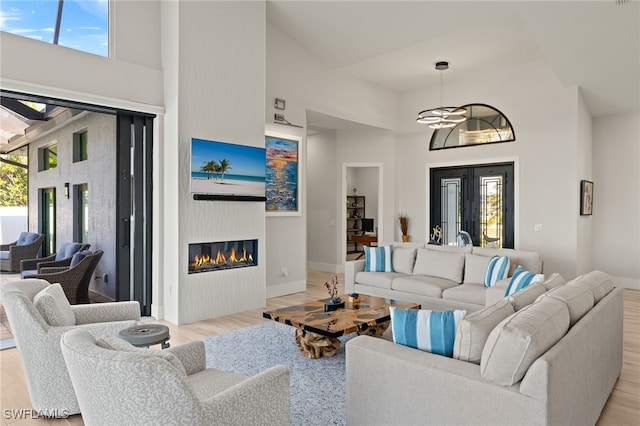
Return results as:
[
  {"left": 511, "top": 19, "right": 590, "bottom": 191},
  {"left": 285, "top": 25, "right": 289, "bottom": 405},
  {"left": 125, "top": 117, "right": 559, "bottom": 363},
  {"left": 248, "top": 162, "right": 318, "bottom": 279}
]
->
[{"left": 219, "top": 159, "right": 231, "bottom": 180}]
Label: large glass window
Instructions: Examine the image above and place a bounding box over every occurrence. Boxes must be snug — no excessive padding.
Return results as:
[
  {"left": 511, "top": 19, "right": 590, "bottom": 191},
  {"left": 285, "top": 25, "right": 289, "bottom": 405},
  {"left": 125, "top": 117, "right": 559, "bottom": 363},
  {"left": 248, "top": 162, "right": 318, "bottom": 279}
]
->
[
  {"left": 39, "top": 187, "right": 56, "bottom": 256},
  {"left": 39, "top": 144, "right": 57, "bottom": 171},
  {"left": 0, "top": 0, "right": 108, "bottom": 57},
  {"left": 73, "top": 130, "right": 88, "bottom": 162},
  {"left": 74, "top": 183, "right": 89, "bottom": 243}
]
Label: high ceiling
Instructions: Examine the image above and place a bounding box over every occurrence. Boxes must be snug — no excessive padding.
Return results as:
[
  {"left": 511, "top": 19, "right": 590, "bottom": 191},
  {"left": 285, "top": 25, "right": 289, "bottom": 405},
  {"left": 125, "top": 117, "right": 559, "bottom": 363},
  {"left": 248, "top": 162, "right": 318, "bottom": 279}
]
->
[{"left": 267, "top": 0, "right": 639, "bottom": 119}]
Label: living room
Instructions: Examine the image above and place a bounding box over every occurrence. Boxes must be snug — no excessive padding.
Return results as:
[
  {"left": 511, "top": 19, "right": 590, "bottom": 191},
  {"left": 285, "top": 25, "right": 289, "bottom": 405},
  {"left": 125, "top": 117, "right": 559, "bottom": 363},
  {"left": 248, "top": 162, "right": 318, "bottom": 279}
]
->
[{"left": 0, "top": 1, "right": 638, "bottom": 424}]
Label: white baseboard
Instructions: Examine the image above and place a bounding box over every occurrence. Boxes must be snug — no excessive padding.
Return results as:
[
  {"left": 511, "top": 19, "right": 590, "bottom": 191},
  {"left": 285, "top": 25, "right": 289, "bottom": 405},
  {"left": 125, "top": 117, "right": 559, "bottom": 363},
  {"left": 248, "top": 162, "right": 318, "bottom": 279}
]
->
[
  {"left": 266, "top": 280, "right": 306, "bottom": 298},
  {"left": 614, "top": 276, "right": 640, "bottom": 291},
  {"left": 307, "top": 261, "right": 342, "bottom": 274}
]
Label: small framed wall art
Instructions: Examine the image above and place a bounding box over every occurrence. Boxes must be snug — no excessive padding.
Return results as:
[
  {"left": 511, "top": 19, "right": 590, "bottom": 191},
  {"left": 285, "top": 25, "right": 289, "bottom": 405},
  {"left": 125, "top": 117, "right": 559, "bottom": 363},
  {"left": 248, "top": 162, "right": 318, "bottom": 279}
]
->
[
  {"left": 580, "top": 180, "right": 593, "bottom": 215},
  {"left": 265, "top": 133, "right": 301, "bottom": 216}
]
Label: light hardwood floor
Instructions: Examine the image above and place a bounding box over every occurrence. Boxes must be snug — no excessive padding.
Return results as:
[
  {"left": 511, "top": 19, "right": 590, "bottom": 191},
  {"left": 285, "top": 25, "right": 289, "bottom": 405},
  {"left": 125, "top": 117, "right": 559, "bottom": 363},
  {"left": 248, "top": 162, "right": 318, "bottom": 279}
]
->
[{"left": 1, "top": 270, "right": 638, "bottom": 425}]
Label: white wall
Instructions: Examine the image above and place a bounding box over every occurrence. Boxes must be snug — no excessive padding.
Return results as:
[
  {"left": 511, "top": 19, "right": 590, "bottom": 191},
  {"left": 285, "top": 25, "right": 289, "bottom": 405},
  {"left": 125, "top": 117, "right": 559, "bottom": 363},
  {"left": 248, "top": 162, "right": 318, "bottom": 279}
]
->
[
  {"left": 28, "top": 112, "right": 117, "bottom": 296},
  {"left": 592, "top": 111, "right": 640, "bottom": 289},
  {"left": 576, "top": 90, "right": 593, "bottom": 276},
  {"left": 162, "top": 1, "right": 267, "bottom": 324},
  {"left": 0, "top": 207, "right": 27, "bottom": 243},
  {"left": 307, "top": 130, "right": 339, "bottom": 272},
  {"left": 265, "top": 21, "right": 397, "bottom": 291},
  {"left": 397, "top": 61, "right": 583, "bottom": 279}
]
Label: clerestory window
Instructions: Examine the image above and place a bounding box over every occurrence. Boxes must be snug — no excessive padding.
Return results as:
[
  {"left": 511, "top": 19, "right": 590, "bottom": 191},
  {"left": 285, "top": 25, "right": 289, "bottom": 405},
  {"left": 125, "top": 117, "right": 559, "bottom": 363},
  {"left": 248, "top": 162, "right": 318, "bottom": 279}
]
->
[{"left": 0, "top": 0, "right": 108, "bottom": 57}]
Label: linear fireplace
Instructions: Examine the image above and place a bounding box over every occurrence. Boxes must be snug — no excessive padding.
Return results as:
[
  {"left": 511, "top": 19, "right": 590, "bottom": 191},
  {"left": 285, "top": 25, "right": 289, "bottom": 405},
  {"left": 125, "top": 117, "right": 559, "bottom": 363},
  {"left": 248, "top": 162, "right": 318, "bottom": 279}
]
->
[{"left": 189, "top": 239, "right": 258, "bottom": 274}]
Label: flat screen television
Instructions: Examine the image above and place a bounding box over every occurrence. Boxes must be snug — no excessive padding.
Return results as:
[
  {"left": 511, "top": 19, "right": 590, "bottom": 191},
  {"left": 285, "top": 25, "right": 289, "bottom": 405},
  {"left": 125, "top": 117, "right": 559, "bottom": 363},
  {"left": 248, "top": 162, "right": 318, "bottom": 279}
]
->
[{"left": 191, "top": 138, "right": 266, "bottom": 201}]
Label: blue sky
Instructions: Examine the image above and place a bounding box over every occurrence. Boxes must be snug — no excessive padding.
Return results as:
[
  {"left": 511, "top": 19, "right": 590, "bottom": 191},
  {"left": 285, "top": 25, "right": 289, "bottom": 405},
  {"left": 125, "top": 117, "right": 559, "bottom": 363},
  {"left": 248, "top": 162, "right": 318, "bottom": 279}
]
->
[
  {"left": 0, "top": 0, "right": 108, "bottom": 57},
  {"left": 191, "top": 138, "right": 266, "bottom": 178}
]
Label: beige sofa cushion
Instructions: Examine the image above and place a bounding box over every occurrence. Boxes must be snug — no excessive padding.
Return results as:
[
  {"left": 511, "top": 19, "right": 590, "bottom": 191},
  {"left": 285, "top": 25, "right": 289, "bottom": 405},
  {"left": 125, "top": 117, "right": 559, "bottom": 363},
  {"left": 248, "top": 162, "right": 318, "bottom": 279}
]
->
[
  {"left": 463, "top": 253, "right": 492, "bottom": 284},
  {"left": 442, "top": 283, "right": 486, "bottom": 306},
  {"left": 543, "top": 273, "right": 566, "bottom": 291},
  {"left": 413, "top": 248, "right": 464, "bottom": 283},
  {"left": 391, "top": 275, "right": 457, "bottom": 298},
  {"left": 508, "top": 281, "right": 548, "bottom": 311},
  {"left": 472, "top": 247, "right": 542, "bottom": 275},
  {"left": 480, "top": 297, "right": 570, "bottom": 386},
  {"left": 538, "top": 281, "right": 594, "bottom": 327},
  {"left": 392, "top": 247, "right": 416, "bottom": 275},
  {"left": 571, "top": 270, "right": 614, "bottom": 303},
  {"left": 355, "top": 272, "right": 405, "bottom": 290},
  {"left": 453, "top": 298, "right": 514, "bottom": 364}
]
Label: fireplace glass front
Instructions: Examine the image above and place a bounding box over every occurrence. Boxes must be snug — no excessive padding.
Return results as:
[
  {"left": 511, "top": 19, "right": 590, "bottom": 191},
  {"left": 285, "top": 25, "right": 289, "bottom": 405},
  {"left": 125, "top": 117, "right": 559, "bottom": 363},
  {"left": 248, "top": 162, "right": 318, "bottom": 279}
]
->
[{"left": 189, "top": 239, "right": 258, "bottom": 274}]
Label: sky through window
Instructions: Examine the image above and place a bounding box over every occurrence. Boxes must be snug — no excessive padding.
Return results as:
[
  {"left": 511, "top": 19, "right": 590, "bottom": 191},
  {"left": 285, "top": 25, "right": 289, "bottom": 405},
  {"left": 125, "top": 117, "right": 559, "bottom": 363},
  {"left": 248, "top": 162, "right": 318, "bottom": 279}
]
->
[{"left": 0, "top": 0, "right": 108, "bottom": 57}]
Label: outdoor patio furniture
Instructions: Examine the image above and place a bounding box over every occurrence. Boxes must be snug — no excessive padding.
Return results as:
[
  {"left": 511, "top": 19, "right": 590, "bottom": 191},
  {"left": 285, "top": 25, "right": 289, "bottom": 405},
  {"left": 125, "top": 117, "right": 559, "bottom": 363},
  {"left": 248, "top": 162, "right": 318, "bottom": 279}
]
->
[
  {"left": 20, "top": 242, "right": 89, "bottom": 278},
  {"left": 0, "top": 232, "right": 45, "bottom": 272},
  {"left": 24, "top": 250, "right": 104, "bottom": 304},
  {"left": 0, "top": 279, "right": 141, "bottom": 415}
]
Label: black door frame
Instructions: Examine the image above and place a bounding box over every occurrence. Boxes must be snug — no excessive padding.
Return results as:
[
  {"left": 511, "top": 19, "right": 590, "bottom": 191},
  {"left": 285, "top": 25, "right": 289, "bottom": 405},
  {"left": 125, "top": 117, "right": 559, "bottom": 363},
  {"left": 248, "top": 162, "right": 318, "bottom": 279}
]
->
[
  {"left": 430, "top": 162, "right": 514, "bottom": 248},
  {"left": 1, "top": 90, "right": 155, "bottom": 314}
]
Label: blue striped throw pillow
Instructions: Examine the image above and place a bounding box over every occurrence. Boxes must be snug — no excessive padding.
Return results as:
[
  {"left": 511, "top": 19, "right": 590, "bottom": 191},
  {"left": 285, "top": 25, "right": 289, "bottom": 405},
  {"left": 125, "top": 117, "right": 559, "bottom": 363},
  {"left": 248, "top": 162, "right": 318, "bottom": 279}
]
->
[
  {"left": 364, "top": 245, "right": 394, "bottom": 272},
  {"left": 484, "top": 255, "right": 510, "bottom": 287},
  {"left": 390, "top": 307, "right": 466, "bottom": 357},
  {"left": 504, "top": 266, "right": 544, "bottom": 296}
]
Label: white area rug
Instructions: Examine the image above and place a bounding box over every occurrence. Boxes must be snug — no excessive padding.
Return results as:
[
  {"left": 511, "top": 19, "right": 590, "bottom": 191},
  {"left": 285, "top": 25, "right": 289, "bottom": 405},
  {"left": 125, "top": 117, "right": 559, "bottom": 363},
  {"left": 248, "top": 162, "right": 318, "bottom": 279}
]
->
[{"left": 202, "top": 321, "right": 355, "bottom": 425}]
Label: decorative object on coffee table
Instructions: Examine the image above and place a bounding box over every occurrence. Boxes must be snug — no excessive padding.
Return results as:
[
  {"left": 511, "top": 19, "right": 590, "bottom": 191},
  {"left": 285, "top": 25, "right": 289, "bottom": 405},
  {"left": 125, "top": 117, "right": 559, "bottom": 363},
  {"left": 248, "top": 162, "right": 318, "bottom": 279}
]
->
[
  {"left": 263, "top": 295, "right": 420, "bottom": 359},
  {"left": 429, "top": 224, "right": 443, "bottom": 245},
  {"left": 324, "top": 275, "right": 345, "bottom": 311}
]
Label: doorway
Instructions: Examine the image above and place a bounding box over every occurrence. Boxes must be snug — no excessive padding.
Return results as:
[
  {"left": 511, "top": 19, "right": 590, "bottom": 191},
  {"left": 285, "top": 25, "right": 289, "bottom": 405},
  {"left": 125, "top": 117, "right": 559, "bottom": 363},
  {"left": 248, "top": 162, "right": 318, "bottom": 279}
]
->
[
  {"left": 0, "top": 90, "right": 154, "bottom": 314},
  {"left": 343, "top": 163, "right": 383, "bottom": 261},
  {"left": 430, "top": 162, "right": 514, "bottom": 248}
]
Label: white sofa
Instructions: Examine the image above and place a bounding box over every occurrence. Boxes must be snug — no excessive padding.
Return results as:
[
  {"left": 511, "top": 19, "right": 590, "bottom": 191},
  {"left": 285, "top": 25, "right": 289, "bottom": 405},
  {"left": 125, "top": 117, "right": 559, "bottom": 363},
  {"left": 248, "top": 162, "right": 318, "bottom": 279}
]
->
[
  {"left": 345, "top": 243, "right": 542, "bottom": 313},
  {"left": 346, "top": 270, "right": 622, "bottom": 426}
]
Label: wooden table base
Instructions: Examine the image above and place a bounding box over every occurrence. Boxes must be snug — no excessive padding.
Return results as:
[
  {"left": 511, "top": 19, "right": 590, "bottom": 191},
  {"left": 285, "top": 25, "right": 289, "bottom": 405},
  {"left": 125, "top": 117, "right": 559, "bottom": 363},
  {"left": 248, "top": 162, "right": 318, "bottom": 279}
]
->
[
  {"left": 295, "top": 329, "right": 340, "bottom": 359},
  {"left": 357, "top": 320, "right": 390, "bottom": 337}
]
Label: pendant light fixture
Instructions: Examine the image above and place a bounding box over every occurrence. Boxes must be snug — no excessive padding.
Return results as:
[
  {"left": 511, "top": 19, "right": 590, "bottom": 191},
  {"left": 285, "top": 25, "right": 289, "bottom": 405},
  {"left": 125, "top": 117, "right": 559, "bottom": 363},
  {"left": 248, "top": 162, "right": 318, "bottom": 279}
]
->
[{"left": 416, "top": 61, "right": 466, "bottom": 129}]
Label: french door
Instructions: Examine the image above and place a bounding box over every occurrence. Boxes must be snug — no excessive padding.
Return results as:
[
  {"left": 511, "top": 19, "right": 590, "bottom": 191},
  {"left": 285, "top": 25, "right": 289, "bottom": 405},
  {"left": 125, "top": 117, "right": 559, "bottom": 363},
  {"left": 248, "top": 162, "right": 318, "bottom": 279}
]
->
[
  {"left": 430, "top": 163, "right": 514, "bottom": 248},
  {"left": 39, "top": 187, "right": 56, "bottom": 256}
]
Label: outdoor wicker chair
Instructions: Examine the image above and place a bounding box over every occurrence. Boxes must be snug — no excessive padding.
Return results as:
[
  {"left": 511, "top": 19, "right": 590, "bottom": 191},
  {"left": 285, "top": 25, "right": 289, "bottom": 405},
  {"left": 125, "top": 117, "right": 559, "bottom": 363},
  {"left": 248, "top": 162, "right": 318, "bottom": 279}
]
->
[
  {"left": 25, "top": 250, "right": 103, "bottom": 304},
  {"left": 20, "top": 242, "right": 90, "bottom": 278},
  {"left": 0, "top": 232, "right": 45, "bottom": 272}
]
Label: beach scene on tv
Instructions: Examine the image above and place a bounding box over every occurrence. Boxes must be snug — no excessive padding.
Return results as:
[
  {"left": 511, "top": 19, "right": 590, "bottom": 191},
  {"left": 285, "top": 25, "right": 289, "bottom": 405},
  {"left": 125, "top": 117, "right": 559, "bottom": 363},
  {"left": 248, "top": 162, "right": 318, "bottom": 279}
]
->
[{"left": 191, "top": 138, "right": 266, "bottom": 197}]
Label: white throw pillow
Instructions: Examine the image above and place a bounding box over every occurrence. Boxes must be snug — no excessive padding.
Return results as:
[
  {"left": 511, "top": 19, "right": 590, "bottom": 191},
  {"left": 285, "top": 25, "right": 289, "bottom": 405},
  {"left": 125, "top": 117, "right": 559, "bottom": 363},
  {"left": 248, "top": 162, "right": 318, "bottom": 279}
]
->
[{"left": 33, "top": 283, "right": 76, "bottom": 326}]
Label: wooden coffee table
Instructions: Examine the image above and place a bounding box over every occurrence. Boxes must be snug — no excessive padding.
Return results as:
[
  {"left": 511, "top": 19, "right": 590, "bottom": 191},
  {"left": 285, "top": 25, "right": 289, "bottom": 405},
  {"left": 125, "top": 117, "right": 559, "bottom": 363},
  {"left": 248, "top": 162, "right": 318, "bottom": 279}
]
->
[{"left": 263, "top": 295, "right": 420, "bottom": 359}]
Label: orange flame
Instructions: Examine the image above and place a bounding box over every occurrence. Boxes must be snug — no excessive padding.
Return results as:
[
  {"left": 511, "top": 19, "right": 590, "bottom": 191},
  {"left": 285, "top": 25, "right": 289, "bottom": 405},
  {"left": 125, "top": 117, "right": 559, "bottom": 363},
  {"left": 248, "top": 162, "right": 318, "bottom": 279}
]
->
[
  {"left": 215, "top": 250, "right": 226, "bottom": 264},
  {"left": 228, "top": 247, "right": 238, "bottom": 263}
]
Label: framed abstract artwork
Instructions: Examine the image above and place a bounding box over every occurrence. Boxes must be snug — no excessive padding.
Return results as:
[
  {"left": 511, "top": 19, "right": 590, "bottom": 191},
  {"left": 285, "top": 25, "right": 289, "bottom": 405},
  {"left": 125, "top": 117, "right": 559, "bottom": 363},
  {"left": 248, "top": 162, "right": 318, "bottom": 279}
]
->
[
  {"left": 265, "top": 133, "right": 301, "bottom": 216},
  {"left": 580, "top": 180, "right": 593, "bottom": 215}
]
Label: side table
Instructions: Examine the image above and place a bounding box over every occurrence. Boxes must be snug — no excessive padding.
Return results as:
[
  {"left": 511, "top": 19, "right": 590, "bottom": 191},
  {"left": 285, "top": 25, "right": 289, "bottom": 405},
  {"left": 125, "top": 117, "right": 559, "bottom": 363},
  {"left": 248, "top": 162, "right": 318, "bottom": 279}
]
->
[{"left": 119, "top": 324, "right": 170, "bottom": 349}]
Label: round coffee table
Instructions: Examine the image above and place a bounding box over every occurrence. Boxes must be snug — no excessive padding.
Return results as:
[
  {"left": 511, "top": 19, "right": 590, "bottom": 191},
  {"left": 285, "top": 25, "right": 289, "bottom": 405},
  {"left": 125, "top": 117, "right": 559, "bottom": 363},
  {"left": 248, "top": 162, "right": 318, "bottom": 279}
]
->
[{"left": 119, "top": 324, "right": 170, "bottom": 349}]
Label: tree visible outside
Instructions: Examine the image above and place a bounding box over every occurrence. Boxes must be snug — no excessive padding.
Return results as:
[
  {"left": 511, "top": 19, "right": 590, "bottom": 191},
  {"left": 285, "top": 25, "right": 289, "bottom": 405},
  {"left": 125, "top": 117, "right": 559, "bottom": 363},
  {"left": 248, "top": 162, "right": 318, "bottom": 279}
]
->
[{"left": 0, "top": 155, "right": 28, "bottom": 206}]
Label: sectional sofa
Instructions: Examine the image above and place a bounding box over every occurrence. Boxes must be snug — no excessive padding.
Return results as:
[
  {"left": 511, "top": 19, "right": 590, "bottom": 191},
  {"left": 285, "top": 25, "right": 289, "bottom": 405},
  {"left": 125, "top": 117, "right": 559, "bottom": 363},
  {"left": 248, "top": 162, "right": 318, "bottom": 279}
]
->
[
  {"left": 345, "top": 243, "right": 543, "bottom": 312},
  {"left": 346, "top": 270, "right": 622, "bottom": 426}
]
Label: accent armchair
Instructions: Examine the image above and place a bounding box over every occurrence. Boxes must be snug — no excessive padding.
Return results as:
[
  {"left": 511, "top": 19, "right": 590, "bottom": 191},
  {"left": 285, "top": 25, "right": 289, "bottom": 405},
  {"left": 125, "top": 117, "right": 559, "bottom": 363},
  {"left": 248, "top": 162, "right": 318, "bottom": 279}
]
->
[
  {"left": 20, "top": 242, "right": 89, "bottom": 278},
  {"left": 60, "top": 329, "right": 291, "bottom": 426},
  {"left": 0, "top": 279, "right": 141, "bottom": 416},
  {"left": 0, "top": 232, "right": 45, "bottom": 272},
  {"left": 24, "top": 250, "right": 103, "bottom": 304}
]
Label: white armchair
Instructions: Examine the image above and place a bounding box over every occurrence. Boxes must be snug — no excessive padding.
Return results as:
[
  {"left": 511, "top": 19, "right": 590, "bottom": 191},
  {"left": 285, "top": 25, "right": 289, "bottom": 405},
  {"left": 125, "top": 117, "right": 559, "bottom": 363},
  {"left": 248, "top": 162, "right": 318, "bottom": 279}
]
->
[
  {"left": 60, "top": 329, "right": 291, "bottom": 425},
  {"left": 0, "top": 279, "right": 141, "bottom": 415}
]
